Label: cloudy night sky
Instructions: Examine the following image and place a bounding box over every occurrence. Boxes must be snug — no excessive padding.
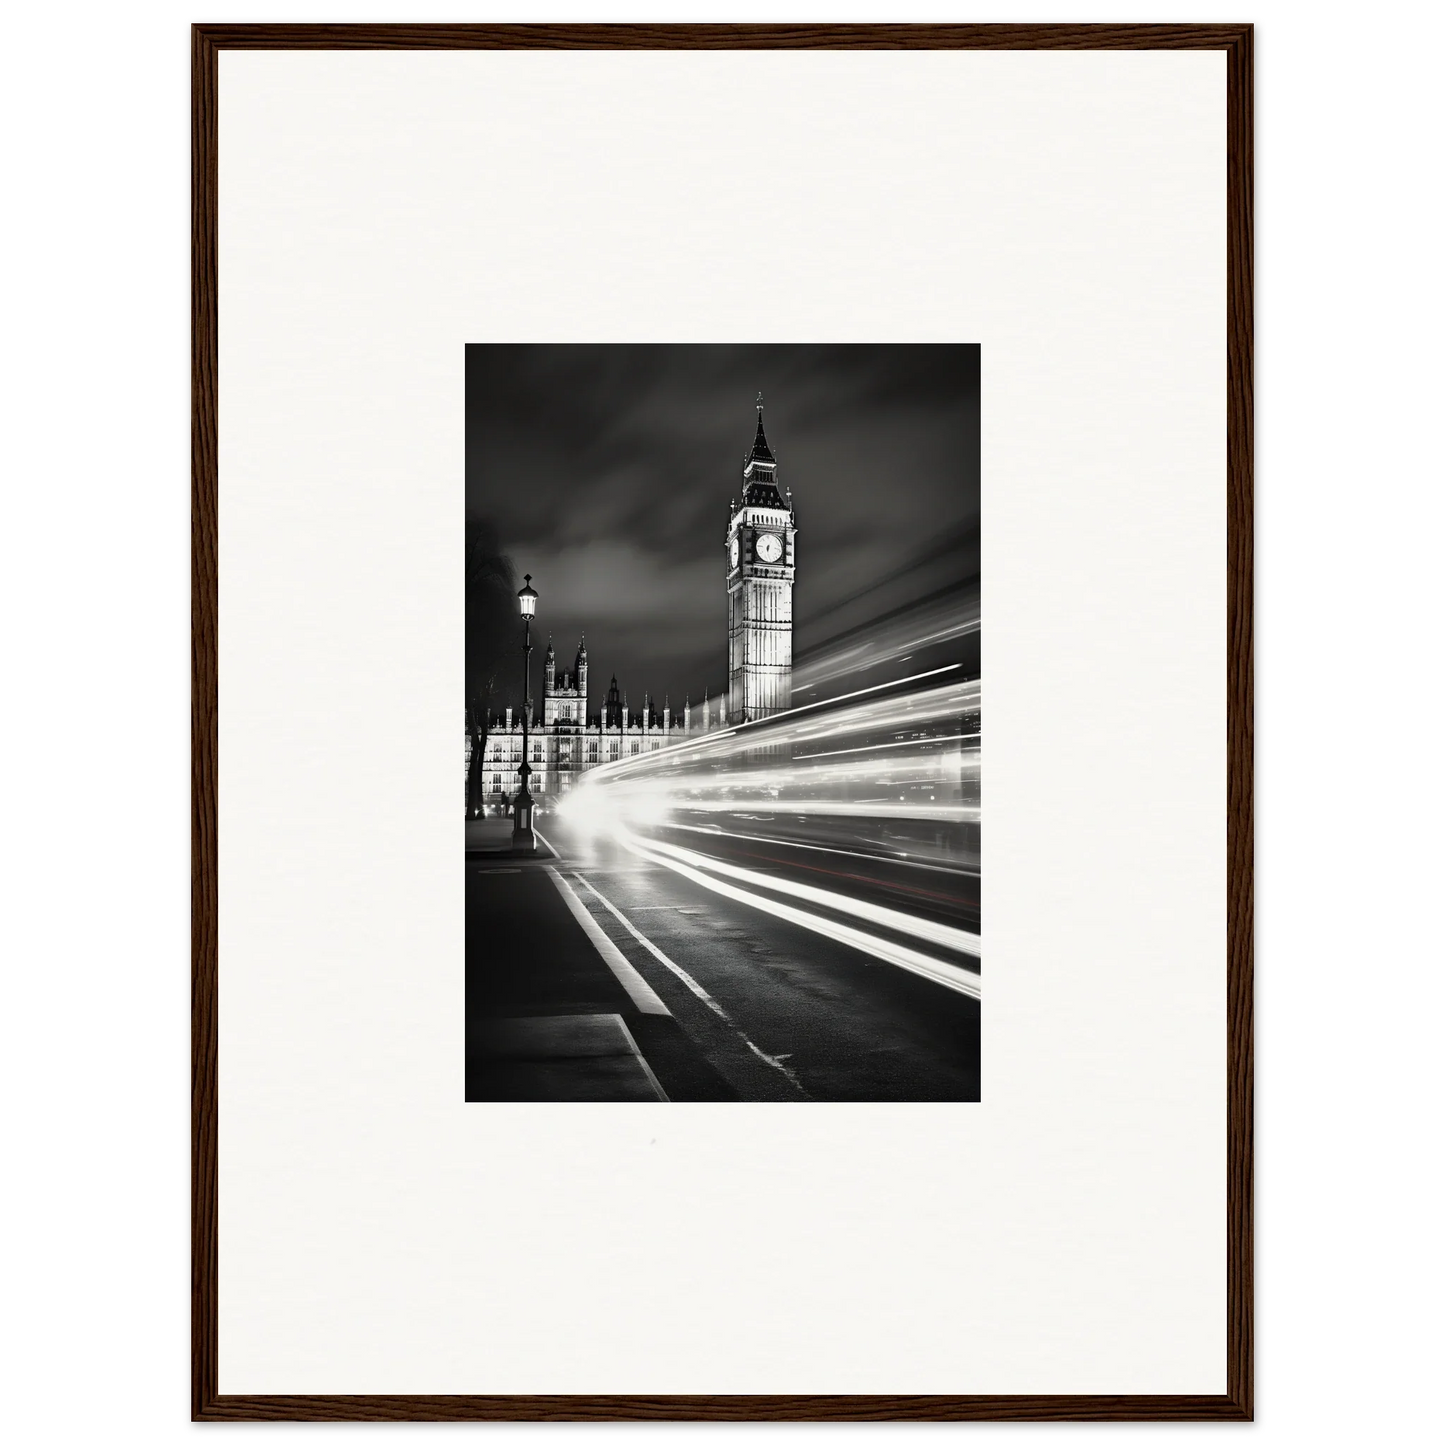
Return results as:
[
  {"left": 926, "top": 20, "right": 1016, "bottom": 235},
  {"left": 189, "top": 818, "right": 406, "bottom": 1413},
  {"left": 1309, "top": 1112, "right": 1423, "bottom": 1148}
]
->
[{"left": 466, "top": 344, "right": 979, "bottom": 714}]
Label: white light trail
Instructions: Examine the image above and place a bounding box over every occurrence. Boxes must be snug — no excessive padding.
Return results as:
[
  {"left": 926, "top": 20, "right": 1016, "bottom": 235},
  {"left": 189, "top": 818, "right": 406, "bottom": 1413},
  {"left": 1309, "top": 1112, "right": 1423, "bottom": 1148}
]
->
[
  {"left": 593, "top": 666, "right": 972, "bottom": 783},
  {"left": 664, "top": 822, "right": 980, "bottom": 877},
  {"left": 630, "top": 832, "right": 980, "bottom": 959},
  {"left": 664, "top": 799, "right": 980, "bottom": 823},
  {"left": 792, "top": 591, "right": 980, "bottom": 692},
  {"left": 759, "top": 663, "right": 963, "bottom": 722},
  {"left": 557, "top": 674, "right": 982, "bottom": 891},
  {"left": 794, "top": 732, "right": 979, "bottom": 762},
  {"left": 617, "top": 828, "right": 981, "bottom": 1001}
]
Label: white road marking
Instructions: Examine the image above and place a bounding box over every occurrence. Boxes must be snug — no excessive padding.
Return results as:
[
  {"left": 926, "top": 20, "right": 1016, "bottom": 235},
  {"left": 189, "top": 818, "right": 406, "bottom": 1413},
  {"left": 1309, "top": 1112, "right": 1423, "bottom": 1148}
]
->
[
  {"left": 617, "top": 831, "right": 981, "bottom": 1002},
  {"left": 570, "top": 873, "right": 723, "bottom": 1012},
  {"left": 569, "top": 872, "right": 808, "bottom": 1094},
  {"left": 745, "top": 1039, "right": 798, "bottom": 1076},
  {"left": 545, "top": 866, "right": 671, "bottom": 1016}
]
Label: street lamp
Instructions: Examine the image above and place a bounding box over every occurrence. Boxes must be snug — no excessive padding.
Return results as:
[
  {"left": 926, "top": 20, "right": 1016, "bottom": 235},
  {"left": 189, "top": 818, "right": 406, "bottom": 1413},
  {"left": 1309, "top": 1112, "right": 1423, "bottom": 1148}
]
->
[{"left": 513, "top": 574, "right": 539, "bottom": 851}]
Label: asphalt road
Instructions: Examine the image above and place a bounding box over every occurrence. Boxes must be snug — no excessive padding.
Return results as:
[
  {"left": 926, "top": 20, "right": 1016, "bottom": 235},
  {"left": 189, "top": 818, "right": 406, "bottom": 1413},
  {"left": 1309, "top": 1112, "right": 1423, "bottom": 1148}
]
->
[{"left": 530, "top": 815, "right": 980, "bottom": 1102}]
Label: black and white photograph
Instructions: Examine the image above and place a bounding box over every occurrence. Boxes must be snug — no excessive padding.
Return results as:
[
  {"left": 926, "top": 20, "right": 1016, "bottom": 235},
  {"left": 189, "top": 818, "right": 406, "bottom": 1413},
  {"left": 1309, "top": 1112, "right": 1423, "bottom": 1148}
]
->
[{"left": 465, "top": 344, "right": 981, "bottom": 1101}]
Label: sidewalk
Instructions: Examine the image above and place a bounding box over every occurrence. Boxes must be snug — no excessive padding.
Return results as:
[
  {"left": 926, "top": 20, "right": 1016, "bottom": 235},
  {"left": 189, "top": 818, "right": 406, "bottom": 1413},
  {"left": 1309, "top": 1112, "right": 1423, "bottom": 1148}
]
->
[
  {"left": 464, "top": 855, "right": 734, "bottom": 1102},
  {"left": 465, "top": 815, "right": 555, "bottom": 860},
  {"left": 469, "top": 1012, "right": 666, "bottom": 1102}
]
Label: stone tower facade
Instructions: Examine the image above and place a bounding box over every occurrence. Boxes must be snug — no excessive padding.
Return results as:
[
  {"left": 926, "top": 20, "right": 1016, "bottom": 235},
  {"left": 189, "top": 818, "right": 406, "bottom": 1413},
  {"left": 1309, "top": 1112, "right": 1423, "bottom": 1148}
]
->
[
  {"left": 543, "top": 637, "right": 588, "bottom": 727},
  {"left": 726, "top": 398, "right": 797, "bottom": 724}
]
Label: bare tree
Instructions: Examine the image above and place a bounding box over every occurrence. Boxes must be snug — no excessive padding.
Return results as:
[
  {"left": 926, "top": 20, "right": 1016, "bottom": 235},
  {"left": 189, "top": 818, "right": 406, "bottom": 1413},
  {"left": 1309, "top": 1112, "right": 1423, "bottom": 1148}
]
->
[{"left": 465, "top": 518, "right": 517, "bottom": 818}]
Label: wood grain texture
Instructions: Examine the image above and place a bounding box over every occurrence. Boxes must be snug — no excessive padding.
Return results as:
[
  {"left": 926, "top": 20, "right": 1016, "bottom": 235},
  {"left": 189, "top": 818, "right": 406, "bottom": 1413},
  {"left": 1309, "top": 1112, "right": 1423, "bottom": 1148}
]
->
[
  {"left": 192, "top": 21, "right": 1253, "bottom": 1423},
  {"left": 190, "top": 18, "right": 220, "bottom": 1428},
  {"left": 196, "top": 1393, "right": 1250, "bottom": 1423},
  {"left": 1224, "top": 21, "right": 1256, "bottom": 1427},
  {"left": 191, "top": 22, "right": 1250, "bottom": 50}
]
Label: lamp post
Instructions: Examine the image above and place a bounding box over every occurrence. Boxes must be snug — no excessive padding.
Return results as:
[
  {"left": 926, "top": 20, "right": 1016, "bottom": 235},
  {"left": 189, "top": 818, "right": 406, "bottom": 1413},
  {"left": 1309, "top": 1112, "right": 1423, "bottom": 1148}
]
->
[
  {"left": 465, "top": 698, "right": 483, "bottom": 821},
  {"left": 513, "top": 574, "right": 539, "bottom": 851}
]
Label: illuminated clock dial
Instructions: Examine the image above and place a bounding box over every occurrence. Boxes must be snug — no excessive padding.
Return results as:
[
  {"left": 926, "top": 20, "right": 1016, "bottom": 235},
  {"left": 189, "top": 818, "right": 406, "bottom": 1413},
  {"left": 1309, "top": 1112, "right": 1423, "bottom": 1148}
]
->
[
  {"left": 729, "top": 536, "right": 739, "bottom": 567},
  {"left": 756, "top": 532, "right": 783, "bottom": 563}
]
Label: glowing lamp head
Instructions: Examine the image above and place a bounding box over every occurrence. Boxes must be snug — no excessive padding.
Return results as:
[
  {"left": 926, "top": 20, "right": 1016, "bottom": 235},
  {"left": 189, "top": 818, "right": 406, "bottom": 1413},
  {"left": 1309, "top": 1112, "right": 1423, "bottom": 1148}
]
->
[{"left": 517, "top": 574, "right": 538, "bottom": 619}]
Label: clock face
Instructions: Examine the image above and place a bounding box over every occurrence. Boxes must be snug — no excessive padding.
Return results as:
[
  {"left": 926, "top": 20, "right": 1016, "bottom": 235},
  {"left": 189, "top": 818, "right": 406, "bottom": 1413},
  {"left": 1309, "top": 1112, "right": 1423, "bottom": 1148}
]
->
[
  {"left": 729, "top": 537, "right": 739, "bottom": 567},
  {"left": 756, "top": 532, "right": 783, "bottom": 563}
]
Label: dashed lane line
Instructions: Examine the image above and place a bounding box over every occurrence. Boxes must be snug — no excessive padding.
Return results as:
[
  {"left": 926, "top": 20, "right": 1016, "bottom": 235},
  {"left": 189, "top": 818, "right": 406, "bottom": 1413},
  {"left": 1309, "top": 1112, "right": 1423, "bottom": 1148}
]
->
[
  {"left": 569, "top": 871, "right": 808, "bottom": 1096},
  {"left": 570, "top": 873, "right": 723, "bottom": 1013}
]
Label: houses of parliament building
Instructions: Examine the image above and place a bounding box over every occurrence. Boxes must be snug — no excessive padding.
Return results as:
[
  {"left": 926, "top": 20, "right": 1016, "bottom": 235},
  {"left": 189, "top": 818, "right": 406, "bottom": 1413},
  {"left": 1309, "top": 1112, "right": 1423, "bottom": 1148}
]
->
[
  {"left": 466, "top": 399, "right": 797, "bottom": 808},
  {"left": 464, "top": 637, "right": 715, "bottom": 807}
]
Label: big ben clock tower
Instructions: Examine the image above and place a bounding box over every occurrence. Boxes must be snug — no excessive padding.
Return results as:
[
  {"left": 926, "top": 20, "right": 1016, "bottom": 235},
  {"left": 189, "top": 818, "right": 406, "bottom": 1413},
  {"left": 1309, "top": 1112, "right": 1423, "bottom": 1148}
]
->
[{"left": 727, "top": 396, "right": 796, "bottom": 724}]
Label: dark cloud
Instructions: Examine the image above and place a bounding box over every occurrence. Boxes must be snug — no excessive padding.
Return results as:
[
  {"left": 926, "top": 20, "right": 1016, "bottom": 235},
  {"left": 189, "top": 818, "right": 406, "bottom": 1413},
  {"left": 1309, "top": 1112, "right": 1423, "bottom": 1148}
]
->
[{"left": 466, "top": 344, "right": 979, "bottom": 712}]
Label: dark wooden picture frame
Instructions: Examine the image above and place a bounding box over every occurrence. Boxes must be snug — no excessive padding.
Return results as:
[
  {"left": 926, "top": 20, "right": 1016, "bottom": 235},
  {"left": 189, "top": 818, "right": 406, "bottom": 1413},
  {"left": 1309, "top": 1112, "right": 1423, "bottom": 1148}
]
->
[{"left": 193, "top": 22, "right": 1252, "bottom": 1422}]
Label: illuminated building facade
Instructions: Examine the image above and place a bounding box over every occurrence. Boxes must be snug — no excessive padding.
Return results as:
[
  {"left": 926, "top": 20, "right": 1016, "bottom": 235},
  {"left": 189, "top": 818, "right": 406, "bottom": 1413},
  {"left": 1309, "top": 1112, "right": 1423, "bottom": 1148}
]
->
[{"left": 466, "top": 638, "right": 684, "bottom": 806}]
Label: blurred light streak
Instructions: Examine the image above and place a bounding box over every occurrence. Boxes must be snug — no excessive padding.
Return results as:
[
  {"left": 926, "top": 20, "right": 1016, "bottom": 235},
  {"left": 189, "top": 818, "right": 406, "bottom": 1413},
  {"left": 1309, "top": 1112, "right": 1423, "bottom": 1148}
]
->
[
  {"left": 600, "top": 683, "right": 977, "bottom": 783},
  {"left": 665, "top": 800, "right": 980, "bottom": 823},
  {"left": 665, "top": 822, "right": 981, "bottom": 877},
  {"left": 616, "top": 828, "right": 981, "bottom": 1001},
  {"left": 609, "top": 832, "right": 982, "bottom": 965},
  {"left": 626, "top": 831, "right": 981, "bottom": 959},
  {"left": 562, "top": 673, "right": 981, "bottom": 835},
  {"left": 795, "top": 732, "right": 978, "bottom": 761},
  {"left": 793, "top": 585, "right": 980, "bottom": 694},
  {"left": 588, "top": 665, "right": 970, "bottom": 785}
]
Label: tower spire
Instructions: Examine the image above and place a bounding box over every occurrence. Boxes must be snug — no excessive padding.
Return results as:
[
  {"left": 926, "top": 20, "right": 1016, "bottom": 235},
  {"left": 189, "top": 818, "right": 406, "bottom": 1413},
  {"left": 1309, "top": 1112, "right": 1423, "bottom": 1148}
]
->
[{"left": 748, "top": 400, "right": 775, "bottom": 465}]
